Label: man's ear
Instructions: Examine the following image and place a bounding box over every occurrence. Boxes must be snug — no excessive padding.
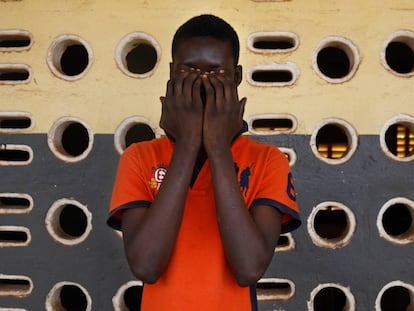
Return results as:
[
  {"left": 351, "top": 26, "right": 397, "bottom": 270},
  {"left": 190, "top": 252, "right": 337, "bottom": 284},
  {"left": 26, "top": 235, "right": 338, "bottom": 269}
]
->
[{"left": 235, "top": 65, "right": 242, "bottom": 86}]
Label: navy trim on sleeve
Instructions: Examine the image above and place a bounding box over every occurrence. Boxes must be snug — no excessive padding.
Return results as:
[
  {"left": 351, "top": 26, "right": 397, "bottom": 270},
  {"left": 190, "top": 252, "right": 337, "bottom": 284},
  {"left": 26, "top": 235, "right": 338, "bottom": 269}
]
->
[
  {"left": 249, "top": 285, "right": 258, "bottom": 311},
  {"left": 107, "top": 200, "right": 151, "bottom": 231},
  {"left": 251, "top": 198, "right": 301, "bottom": 234}
]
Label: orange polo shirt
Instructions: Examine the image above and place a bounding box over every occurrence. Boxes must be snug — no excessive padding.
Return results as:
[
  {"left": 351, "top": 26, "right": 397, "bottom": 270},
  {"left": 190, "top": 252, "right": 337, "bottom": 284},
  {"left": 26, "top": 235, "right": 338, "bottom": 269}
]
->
[{"left": 108, "top": 136, "right": 300, "bottom": 311}]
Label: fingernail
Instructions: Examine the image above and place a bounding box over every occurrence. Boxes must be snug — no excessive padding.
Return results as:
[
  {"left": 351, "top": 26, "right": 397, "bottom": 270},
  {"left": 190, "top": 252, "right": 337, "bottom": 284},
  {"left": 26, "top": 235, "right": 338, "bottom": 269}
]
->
[
  {"left": 190, "top": 67, "right": 195, "bottom": 71},
  {"left": 219, "top": 69, "right": 225, "bottom": 74},
  {"left": 180, "top": 69, "right": 185, "bottom": 73},
  {"left": 210, "top": 70, "right": 216, "bottom": 74}
]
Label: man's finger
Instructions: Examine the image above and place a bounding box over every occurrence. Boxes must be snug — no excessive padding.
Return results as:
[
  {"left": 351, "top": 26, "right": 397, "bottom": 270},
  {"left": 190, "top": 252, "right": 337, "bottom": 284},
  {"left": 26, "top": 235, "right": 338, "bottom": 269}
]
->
[
  {"left": 208, "top": 74, "right": 225, "bottom": 107},
  {"left": 202, "top": 74, "right": 215, "bottom": 108},
  {"left": 212, "top": 73, "right": 234, "bottom": 103},
  {"left": 192, "top": 77, "right": 203, "bottom": 108},
  {"left": 173, "top": 70, "right": 190, "bottom": 96},
  {"left": 182, "top": 71, "right": 199, "bottom": 105}
]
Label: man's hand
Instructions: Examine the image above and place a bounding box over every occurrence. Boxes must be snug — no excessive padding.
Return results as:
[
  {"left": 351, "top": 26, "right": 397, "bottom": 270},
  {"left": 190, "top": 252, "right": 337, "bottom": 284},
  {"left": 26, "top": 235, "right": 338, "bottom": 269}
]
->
[
  {"left": 160, "top": 69, "right": 204, "bottom": 150},
  {"left": 201, "top": 72, "right": 246, "bottom": 155}
]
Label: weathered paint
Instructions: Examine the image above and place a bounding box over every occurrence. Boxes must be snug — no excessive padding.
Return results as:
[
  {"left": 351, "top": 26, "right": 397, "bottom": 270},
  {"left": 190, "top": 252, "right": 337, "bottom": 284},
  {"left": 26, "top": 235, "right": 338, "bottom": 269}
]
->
[{"left": 0, "top": 0, "right": 413, "bottom": 134}]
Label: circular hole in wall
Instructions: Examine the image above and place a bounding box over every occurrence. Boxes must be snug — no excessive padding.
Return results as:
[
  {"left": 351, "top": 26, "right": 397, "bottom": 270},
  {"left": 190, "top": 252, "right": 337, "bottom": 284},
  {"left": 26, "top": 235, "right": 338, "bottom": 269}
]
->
[
  {"left": 112, "top": 281, "right": 143, "bottom": 311},
  {"left": 45, "top": 198, "right": 92, "bottom": 246},
  {"left": 308, "top": 283, "right": 355, "bottom": 311},
  {"left": 308, "top": 202, "right": 356, "bottom": 249},
  {"left": 310, "top": 118, "right": 358, "bottom": 165},
  {"left": 377, "top": 197, "right": 414, "bottom": 245},
  {"left": 125, "top": 123, "right": 156, "bottom": 146},
  {"left": 46, "top": 281, "right": 92, "bottom": 311},
  {"left": 116, "top": 32, "right": 161, "bottom": 78},
  {"left": 313, "top": 36, "right": 360, "bottom": 83},
  {"left": 380, "top": 114, "right": 414, "bottom": 162},
  {"left": 114, "top": 116, "right": 158, "bottom": 154},
  {"left": 48, "top": 117, "right": 93, "bottom": 162},
  {"left": 47, "top": 34, "right": 93, "bottom": 81},
  {"left": 381, "top": 30, "right": 414, "bottom": 76},
  {"left": 376, "top": 281, "right": 414, "bottom": 311}
]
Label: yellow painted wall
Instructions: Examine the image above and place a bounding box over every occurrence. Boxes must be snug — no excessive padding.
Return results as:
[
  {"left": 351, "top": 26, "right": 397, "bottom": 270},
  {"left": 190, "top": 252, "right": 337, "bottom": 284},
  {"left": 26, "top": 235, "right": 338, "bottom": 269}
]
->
[{"left": 0, "top": 0, "right": 413, "bottom": 134}]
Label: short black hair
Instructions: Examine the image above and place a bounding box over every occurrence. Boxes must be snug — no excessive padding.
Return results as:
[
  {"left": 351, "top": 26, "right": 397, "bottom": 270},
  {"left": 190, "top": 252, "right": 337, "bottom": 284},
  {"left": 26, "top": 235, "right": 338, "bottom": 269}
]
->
[{"left": 172, "top": 14, "right": 240, "bottom": 66}]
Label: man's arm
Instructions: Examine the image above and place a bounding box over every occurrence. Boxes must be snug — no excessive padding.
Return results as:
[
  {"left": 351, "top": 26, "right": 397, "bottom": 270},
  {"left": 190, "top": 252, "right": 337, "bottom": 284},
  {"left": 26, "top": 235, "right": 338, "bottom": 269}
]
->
[
  {"left": 121, "top": 70, "right": 203, "bottom": 283},
  {"left": 202, "top": 73, "right": 282, "bottom": 286}
]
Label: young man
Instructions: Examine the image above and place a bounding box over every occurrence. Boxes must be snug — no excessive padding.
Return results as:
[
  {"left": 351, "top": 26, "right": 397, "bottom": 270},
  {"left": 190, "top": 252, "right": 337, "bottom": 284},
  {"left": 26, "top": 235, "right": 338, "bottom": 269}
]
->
[{"left": 108, "top": 14, "right": 301, "bottom": 311}]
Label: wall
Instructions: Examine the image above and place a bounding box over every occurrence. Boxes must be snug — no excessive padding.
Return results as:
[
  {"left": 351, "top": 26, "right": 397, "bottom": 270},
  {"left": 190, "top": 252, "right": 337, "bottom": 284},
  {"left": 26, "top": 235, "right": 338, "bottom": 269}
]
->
[{"left": 0, "top": 1, "right": 413, "bottom": 310}]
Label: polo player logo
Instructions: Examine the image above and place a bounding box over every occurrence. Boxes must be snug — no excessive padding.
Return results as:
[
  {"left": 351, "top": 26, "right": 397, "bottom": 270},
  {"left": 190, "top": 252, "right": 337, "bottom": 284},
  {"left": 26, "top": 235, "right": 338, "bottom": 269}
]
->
[{"left": 238, "top": 163, "right": 253, "bottom": 196}]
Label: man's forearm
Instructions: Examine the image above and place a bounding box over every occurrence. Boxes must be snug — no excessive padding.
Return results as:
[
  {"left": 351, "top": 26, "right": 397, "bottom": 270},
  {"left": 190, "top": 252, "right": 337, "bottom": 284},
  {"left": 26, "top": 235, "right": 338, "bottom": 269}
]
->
[
  {"left": 123, "top": 142, "right": 198, "bottom": 282},
  {"left": 208, "top": 148, "right": 272, "bottom": 286}
]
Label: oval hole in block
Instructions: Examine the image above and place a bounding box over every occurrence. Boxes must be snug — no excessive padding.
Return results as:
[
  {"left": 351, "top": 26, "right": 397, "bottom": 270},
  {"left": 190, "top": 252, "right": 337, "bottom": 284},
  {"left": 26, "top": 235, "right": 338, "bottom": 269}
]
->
[
  {"left": 248, "top": 31, "right": 299, "bottom": 53},
  {"left": 247, "top": 114, "right": 297, "bottom": 135},
  {"left": 0, "top": 274, "right": 33, "bottom": 297},
  {"left": 0, "top": 30, "right": 32, "bottom": 50},
  {"left": 0, "top": 113, "right": 33, "bottom": 132},
  {"left": 0, "top": 64, "right": 31, "bottom": 84},
  {"left": 0, "top": 193, "right": 33, "bottom": 214},
  {"left": 0, "top": 226, "right": 31, "bottom": 247},
  {"left": 247, "top": 63, "right": 299, "bottom": 87},
  {"left": 275, "top": 233, "right": 295, "bottom": 252},
  {"left": 257, "top": 278, "right": 295, "bottom": 302},
  {"left": 252, "top": 69, "right": 292, "bottom": 83},
  {"left": 0, "top": 144, "right": 32, "bottom": 165},
  {"left": 252, "top": 118, "right": 293, "bottom": 132}
]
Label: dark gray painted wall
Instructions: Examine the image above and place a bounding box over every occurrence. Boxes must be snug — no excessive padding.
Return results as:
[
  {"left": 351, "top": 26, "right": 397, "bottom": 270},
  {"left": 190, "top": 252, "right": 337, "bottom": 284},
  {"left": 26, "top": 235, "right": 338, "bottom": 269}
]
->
[{"left": 0, "top": 134, "right": 413, "bottom": 310}]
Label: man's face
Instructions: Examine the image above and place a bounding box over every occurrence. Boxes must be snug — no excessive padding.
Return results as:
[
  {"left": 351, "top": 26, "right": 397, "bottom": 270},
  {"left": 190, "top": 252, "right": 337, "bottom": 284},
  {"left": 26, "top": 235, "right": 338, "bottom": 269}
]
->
[{"left": 171, "top": 36, "right": 242, "bottom": 85}]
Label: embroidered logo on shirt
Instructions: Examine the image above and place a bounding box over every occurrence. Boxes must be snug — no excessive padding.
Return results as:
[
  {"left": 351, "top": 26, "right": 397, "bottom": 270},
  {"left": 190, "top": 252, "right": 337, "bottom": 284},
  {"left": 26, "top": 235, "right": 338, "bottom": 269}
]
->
[
  {"left": 150, "top": 165, "right": 167, "bottom": 190},
  {"left": 235, "top": 162, "right": 254, "bottom": 196}
]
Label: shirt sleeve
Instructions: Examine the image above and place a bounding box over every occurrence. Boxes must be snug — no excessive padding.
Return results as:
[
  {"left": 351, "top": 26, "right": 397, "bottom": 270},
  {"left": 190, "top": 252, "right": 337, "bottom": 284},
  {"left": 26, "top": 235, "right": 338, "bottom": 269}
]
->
[
  {"left": 251, "top": 147, "right": 301, "bottom": 233},
  {"left": 107, "top": 145, "right": 153, "bottom": 231}
]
